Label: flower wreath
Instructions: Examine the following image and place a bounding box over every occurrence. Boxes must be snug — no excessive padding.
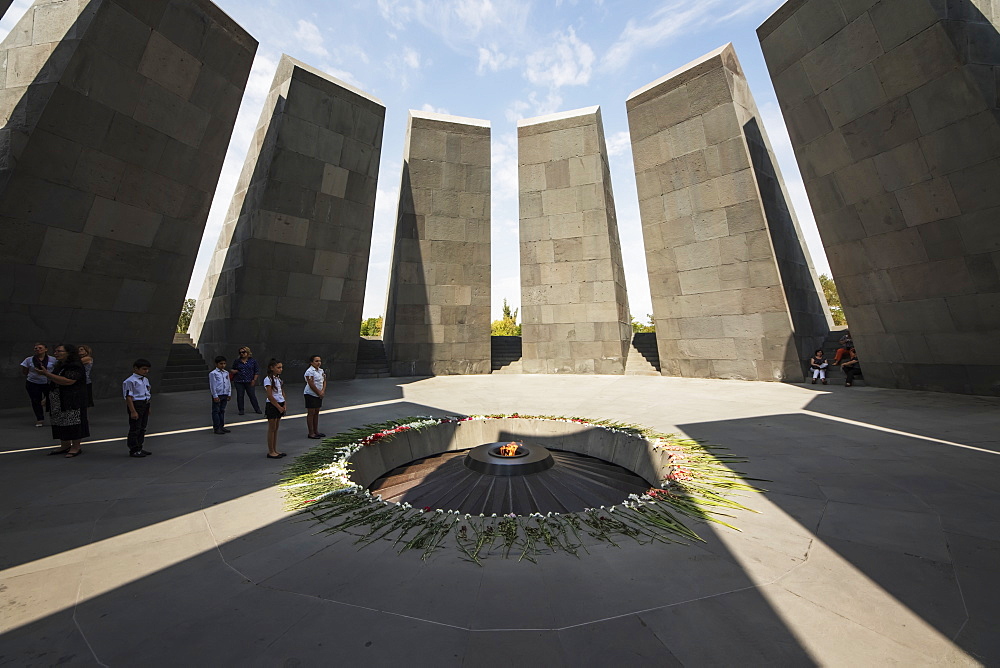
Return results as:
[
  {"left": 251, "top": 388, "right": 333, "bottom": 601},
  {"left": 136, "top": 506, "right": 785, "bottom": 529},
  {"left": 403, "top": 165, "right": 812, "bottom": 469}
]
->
[{"left": 280, "top": 414, "right": 761, "bottom": 564}]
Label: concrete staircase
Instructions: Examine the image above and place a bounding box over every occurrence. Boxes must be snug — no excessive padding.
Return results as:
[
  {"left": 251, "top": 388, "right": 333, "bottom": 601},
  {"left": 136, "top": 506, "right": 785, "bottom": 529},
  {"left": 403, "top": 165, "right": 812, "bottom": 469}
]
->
[
  {"left": 818, "top": 326, "right": 864, "bottom": 386},
  {"left": 161, "top": 333, "right": 210, "bottom": 393},
  {"left": 355, "top": 337, "right": 390, "bottom": 379},
  {"left": 626, "top": 332, "right": 660, "bottom": 375},
  {"left": 491, "top": 336, "right": 522, "bottom": 374}
]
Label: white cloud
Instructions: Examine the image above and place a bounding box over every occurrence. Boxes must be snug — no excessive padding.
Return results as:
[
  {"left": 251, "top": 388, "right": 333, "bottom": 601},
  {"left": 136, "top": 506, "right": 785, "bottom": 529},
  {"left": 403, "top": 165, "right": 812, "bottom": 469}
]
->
[
  {"left": 601, "top": 0, "right": 773, "bottom": 72},
  {"left": 605, "top": 130, "right": 632, "bottom": 158},
  {"left": 403, "top": 46, "right": 421, "bottom": 69},
  {"left": 335, "top": 44, "right": 371, "bottom": 66},
  {"left": 454, "top": 0, "right": 503, "bottom": 33},
  {"left": 377, "top": 0, "right": 530, "bottom": 45},
  {"left": 504, "top": 90, "right": 564, "bottom": 123},
  {"left": 477, "top": 44, "right": 516, "bottom": 75},
  {"left": 420, "top": 103, "right": 450, "bottom": 114},
  {"left": 293, "top": 19, "right": 329, "bottom": 58},
  {"left": 524, "top": 27, "right": 594, "bottom": 88}
]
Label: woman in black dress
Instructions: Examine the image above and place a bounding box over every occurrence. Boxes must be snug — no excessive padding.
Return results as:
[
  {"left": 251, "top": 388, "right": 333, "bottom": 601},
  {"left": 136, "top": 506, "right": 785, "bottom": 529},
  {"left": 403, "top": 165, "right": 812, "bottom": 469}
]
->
[{"left": 37, "top": 343, "right": 90, "bottom": 457}]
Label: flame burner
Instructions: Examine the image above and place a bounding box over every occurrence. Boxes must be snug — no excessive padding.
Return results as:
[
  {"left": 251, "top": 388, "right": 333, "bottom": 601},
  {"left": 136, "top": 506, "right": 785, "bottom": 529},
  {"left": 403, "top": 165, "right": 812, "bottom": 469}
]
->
[
  {"left": 497, "top": 442, "right": 522, "bottom": 457},
  {"left": 464, "top": 441, "right": 555, "bottom": 476}
]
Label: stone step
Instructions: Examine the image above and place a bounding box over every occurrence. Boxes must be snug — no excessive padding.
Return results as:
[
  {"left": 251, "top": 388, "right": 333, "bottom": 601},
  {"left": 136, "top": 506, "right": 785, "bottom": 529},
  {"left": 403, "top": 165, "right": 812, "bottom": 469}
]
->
[
  {"left": 158, "top": 380, "right": 205, "bottom": 392},
  {"left": 492, "top": 360, "right": 523, "bottom": 374},
  {"left": 355, "top": 337, "right": 389, "bottom": 379},
  {"left": 161, "top": 340, "right": 210, "bottom": 393},
  {"left": 625, "top": 348, "right": 659, "bottom": 376}
]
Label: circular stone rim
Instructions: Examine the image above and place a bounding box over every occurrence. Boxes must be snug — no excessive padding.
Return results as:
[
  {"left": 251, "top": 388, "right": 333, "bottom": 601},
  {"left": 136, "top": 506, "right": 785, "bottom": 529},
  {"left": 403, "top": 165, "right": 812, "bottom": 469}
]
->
[{"left": 464, "top": 441, "right": 555, "bottom": 476}]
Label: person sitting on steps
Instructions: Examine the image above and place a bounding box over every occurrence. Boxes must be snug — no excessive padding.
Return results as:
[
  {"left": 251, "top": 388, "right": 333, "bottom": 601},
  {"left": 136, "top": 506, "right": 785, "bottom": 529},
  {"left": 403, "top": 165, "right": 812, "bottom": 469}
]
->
[
  {"left": 809, "top": 349, "right": 829, "bottom": 385},
  {"left": 841, "top": 348, "right": 861, "bottom": 387}
]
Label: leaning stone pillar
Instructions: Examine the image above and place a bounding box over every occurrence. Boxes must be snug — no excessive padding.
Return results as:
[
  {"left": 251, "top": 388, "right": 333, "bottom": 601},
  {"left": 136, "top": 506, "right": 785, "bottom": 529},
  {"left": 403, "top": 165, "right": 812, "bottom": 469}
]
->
[
  {"left": 518, "top": 106, "right": 632, "bottom": 374},
  {"left": 627, "top": 44, "right": 830, "bottom": 381},
  {"left": 382, "top": 110, "right": 492, "bottom": 376},
  {"left": 190, "top": 55, "right": 385, "bottom": 382},
  {"left": 0, "top": 0, "right": 256, "bottom": 400},
  {"left": 758, "top": 1, "right": 1000, "bottom": 395}
]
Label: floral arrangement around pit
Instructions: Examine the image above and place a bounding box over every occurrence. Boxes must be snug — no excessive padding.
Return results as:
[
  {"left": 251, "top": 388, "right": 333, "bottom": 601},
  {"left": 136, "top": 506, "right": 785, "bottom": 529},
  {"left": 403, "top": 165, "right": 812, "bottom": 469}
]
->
[{"left": 279, "top": 414, "right": 763, "bottom": 565}]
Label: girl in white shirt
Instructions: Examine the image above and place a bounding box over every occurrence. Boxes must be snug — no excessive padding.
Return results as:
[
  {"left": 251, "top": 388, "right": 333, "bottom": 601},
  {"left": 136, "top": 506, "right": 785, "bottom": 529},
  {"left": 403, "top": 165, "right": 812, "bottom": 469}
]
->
[
  {"left": 304, "top": 355, "right": 327, "bottom": 439},
  {"left": 263, "top": 359, "right": 286, "bottom": 459}
]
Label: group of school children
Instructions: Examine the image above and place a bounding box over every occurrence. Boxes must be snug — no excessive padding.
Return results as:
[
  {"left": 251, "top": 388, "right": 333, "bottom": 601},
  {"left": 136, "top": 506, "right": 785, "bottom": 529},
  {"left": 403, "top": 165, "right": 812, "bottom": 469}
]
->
[
  {"left": 117, "top": 352, "right": 328, "bottom": 460},
  {"left": 199, "top": 348, "right": 326, "bottom": 459}
]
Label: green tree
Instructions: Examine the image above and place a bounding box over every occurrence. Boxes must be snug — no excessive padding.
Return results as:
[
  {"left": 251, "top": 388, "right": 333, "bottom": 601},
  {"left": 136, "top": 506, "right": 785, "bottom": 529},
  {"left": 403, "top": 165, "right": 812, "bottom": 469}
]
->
[
  {"left": 360, "top": 315, "right": 383, "bottom": 337},
  {"left": 491, "top": 299, "right": 521, "bottom": 336},
  {"left": 629, "top": 313, "right": 655, "bottom": 333},
  {"left": 176, "top": 299, "right": 196, "bottom": 333},
  {"left": 819, "top": 274, "right": 847, "bottom": 326}
]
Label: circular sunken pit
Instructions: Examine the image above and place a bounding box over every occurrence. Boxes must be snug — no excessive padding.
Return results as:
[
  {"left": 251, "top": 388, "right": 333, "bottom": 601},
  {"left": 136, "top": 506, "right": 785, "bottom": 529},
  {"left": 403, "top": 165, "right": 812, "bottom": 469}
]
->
[
  {"left": 369, "top": 447, "right": 649, "bottom": 515},
  {"left": 464, "top": 441, "right": 555, "bottom": 476},
  {"left": 349, "top": 416, "right": 663, "bottom": 515}
]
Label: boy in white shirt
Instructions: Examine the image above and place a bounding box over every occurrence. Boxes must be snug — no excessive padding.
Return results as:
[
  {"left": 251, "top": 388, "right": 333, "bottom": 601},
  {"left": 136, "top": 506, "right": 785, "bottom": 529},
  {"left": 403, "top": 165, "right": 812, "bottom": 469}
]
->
[
  {"left": 123, "top": 359, "right": 152, "bottom": 458},
  {"left": 209, "top": 356, "right": 232, "bottom": 434}
]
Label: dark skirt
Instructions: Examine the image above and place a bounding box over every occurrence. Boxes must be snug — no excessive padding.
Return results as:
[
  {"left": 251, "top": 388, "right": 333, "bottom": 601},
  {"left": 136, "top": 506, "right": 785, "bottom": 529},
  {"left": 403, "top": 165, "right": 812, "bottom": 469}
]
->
[
  {"left": 50, "top": 386, "right": 90, "bottom": 441},
  {"left": 304, "top": 394, "right": 322, "bottom": 409},
  {"left": 265, "top": 401, "right": 285, "bottom": 420}
]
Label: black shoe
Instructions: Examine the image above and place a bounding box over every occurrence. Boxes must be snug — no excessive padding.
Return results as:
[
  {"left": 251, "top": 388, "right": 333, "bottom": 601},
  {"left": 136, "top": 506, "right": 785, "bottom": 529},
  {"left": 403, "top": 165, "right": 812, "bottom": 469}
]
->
[
  {"left": 238, "top": 411, "right": 245, "bottom": 415},
  {"left": 221, "top": 428, "right": 231, "bottom": 433},
  {"left": 316, "top": 433, "right": 326, "bottom": 438},
  {"left": 140, "top": 450, "right": 152, "bottom": 455},
  {"left": 254, "top": 410, "right": 262, "bottom": 414},
  {"left": 214, "top": 429, "right": 224, "bottom": 434},
  {"left": 129, "top": 451, "right": 146, "bottom": 458}
]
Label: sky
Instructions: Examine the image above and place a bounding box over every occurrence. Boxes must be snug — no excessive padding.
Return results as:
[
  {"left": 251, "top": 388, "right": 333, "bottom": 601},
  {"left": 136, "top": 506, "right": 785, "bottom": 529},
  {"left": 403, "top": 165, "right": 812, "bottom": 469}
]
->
[{"left": 1, "top": 0, "right": 831, "bottom": 321}]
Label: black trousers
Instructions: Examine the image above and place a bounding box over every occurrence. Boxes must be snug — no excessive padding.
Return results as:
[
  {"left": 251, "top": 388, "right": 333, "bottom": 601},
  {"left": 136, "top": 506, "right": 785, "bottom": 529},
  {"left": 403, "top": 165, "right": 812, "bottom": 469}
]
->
[
  {"left": 235, "top": 382, "right": 260, "bottom": 413},
  {"left": 26, "top": 381, "right": 49, "bottom": 421},
  {"left": 844, "top": 366, "right": 862, "bottom": 384},
  {"left": 127, "top": 400, "right": 150, "bottom": 452}
]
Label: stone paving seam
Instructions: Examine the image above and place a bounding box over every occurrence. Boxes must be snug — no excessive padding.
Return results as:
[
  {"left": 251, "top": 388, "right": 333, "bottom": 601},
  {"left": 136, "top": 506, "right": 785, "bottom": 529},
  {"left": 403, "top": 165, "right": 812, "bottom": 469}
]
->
[
  {"left": 70, "top": 504, "right": 112, "bottom": 668},
  {"left": 772, "top": 582, "right": 962, "bottom": 663},
  {"left": 942, "top": 535, "right": 972, "bottom": 645}
]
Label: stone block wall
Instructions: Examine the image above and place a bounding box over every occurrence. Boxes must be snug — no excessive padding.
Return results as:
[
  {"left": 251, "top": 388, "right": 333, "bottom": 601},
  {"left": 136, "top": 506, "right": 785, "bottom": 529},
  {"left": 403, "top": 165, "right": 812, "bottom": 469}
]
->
[
  {"left": 518, "top": 106, "right": 632, "bottom": 375},
  {"left": 190, "top": 55, "right": 384, "bottom": 382},
  {"left": 627, "top": 44, "right": 830, "bottom": 381},
  {"left": 0, "top": 0, "right": 255, "bottom": 401},
  {"left": 382, "top": 110, "right": 491, "bottom": 376},
  {"left": 759, "top": 0, "right": 1000, "bottom": 395}
]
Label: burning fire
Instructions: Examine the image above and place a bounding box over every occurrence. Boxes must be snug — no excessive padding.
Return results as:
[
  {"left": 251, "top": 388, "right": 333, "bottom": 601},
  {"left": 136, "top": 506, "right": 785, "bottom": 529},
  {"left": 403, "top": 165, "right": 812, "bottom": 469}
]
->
[{"left": 498, "top": 442, "right": 520, "bottom": 457}]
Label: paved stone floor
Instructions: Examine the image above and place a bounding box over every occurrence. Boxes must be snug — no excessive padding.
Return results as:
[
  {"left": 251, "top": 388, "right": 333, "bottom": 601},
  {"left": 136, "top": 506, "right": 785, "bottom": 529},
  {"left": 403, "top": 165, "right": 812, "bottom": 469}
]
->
[{"left": 1, "top": 374, "right": 998, "bottom": 666}]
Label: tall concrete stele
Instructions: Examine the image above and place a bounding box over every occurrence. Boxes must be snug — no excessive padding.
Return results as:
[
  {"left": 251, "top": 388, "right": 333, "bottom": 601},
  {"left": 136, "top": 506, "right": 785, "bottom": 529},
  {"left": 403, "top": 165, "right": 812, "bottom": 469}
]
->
[
  {"left": 383, "top": 110, "right": 492, "bottom": 376},
  {"left": 627, "top": 45, "right": 830, "bottom": 381},
  {"left": 518, "top": 107, "right": 632, "bottom": 374},
  {"left": 0, "top": 0, "right": 256, "bottom": 401},
  {"left": 191, "top": 56, "right": 385, "bottom": 382},
  {"left": 759, "top": 1, "right": 1000, "bottom": 396}
]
